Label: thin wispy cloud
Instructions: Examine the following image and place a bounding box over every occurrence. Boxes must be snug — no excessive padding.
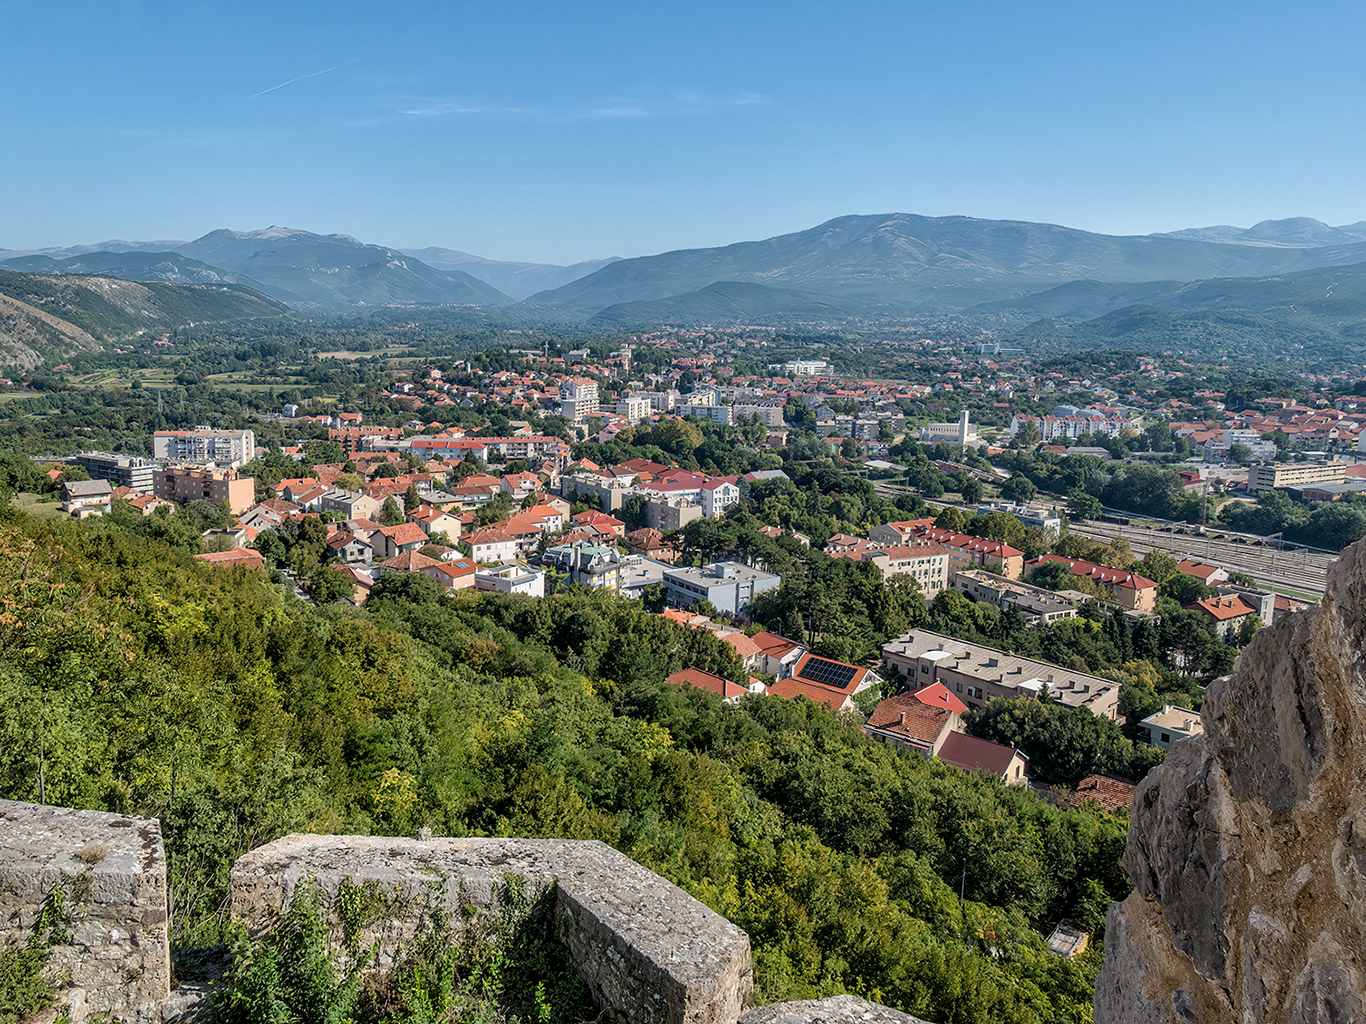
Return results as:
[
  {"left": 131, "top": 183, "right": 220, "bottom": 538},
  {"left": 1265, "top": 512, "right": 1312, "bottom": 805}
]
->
[
  {"left": 244, "top": 58, "right": 361, "bottom": 102},
  {"left": 354, "top": 88, "right": 764, "bottom": 127}
]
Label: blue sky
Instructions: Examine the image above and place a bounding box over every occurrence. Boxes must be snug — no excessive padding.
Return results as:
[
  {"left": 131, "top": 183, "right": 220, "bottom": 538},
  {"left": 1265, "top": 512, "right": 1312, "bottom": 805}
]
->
[{"left": 4, "top": 1, "right": 1365, "bottom": 263}]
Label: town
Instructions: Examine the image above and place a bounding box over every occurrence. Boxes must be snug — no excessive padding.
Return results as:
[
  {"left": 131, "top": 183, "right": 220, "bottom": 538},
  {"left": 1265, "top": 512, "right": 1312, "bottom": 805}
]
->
[{"left": 15, "top": 327, "right": 1363, "bottom": 817}]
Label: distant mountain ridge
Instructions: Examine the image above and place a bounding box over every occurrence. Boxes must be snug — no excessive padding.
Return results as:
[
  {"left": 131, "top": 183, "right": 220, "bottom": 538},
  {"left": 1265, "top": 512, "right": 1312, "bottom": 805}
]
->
[
  {"left": 174, "top": 228, "right": 511, "bottom": 309},
  {"left": 401, "top": 247, "right": 621, "bottom": 300},
  {"left": 0, "top": 251, "right": 270, "bottom": 292},
  {"left": 520, "top": 213, "right": 1366, "bottom": 320},
  {"left": 1154, "top": 217, "right": 1366, "bottom": 248}
]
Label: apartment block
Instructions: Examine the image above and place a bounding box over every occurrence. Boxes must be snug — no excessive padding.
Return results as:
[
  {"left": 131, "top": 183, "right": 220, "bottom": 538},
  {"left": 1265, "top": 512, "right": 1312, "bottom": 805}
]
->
[
  {"left": 882, "top": 628, "right": 1121, "bottom": 720},
  {"left": 153, "top": 466, "right": 255, "bottom": 514},
  {"left": 152, "top": 428, "right": 256, "bottom": 468},
  {"left": 1246, "top": 462, "right": 1346, "bottom": 495},
  {"left": 73, "top": 451, "right": 159, "bottom": 492}
]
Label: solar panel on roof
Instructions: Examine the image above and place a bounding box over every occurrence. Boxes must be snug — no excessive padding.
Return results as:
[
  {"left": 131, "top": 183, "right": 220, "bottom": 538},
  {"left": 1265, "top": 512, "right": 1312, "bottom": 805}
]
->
[{"left": 798, "top": 656, "right": 858, "bottom": 690}]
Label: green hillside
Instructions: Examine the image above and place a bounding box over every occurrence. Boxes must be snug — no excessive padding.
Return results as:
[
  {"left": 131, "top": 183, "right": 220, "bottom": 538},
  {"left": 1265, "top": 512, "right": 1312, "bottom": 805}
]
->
[
  {"left": 1012, "top": 261, "right": 1366, "bottom": 365},
  {"left": 0, "top": 270, "right": 290, "bottom": 369}
]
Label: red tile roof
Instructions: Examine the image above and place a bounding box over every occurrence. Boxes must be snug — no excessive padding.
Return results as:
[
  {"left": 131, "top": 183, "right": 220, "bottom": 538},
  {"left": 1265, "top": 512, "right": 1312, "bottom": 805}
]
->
[
  {"left": 913, "top": 682, "right": 967, "bottom": 715},
  {"left": 1070, "top": 774, "right": 1136, "bottom": 813},
  {"left": 865, "top": 694, "right": 953, "bottom": 747},
  {"left": 665, "top": 667, "right": 748, "bottom": 701},
  {"left": 936, "top": 732, "right": 1025, "bottom": 778},
  {"left": 1030, "top": 554, "right": 1157, "bottom": 591}
]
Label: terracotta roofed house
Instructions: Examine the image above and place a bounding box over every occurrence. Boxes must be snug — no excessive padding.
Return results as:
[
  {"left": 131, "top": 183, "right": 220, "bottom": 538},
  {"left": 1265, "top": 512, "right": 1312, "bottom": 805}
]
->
[
  {"left": 1028, "top": 554, "right": 1158, "bottom": 612},
  {"left": 863, "top": 693, "right": 956, "bottom": 755},
  {"left": 936, "top": 732, "right": 1029, "bottom": 785},
  {"left": 664, "top": 667, "right": 751, "bottom": 704}
]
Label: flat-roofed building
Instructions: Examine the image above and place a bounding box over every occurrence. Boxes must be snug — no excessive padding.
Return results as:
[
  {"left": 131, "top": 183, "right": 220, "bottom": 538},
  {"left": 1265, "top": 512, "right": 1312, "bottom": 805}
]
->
[
  {"left": 952, "top": 569, "right": 1079, "bottom": 624},
  {"left": 1139, "top": 705, "right": 1203, "bottom": 750},
  {"left": 153, "top": 428, "right": 255, "bottom": 467},
  {"left": 1246, "top": 462, "right": 1345, "bottom": 495},
  {"left": 153, "top": 465, "right": 255, "bottom": 514},
  {"left": 72, "top": 451, "right": 158, "bottom": 492},
  {"left": 662, "top": 562, "right": 781, "bottom": 616},
  {"left": 882, "top": 628, "right": 1121, "bottom": 720}
]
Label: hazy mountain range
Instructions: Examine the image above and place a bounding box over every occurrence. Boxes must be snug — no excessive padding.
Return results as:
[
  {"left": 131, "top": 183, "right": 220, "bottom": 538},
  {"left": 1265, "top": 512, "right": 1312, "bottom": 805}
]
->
[{"left": 6, "top": 214, "right": 1366, "bottom": 366}]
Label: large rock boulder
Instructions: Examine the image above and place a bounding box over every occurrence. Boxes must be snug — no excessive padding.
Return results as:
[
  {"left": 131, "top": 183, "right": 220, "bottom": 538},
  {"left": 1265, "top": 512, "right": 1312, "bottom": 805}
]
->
[{"left": 1096, "top": 540, "right": 1366, "bottom": 1023}]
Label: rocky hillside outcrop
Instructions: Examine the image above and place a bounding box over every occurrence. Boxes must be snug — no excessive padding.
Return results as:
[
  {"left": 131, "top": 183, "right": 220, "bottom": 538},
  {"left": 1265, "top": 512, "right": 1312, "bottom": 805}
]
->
[{"left": 1096, "top": 539, "right": 1366, "bottom": 1023}]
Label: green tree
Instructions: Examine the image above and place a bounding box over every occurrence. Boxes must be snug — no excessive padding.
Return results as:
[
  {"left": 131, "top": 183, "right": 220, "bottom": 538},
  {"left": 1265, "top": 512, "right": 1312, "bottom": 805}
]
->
[{"left": 378, "top": 497, "right": 405, "bottom": 527}]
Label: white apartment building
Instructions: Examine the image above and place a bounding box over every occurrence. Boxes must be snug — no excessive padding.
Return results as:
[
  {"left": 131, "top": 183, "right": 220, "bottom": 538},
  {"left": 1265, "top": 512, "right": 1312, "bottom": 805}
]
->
[
  {"left": 152, "top": 428, "right": 256, "bottom": 468},
  {"left": 560, "top": 378, "right": 600, "bottom": 422},
  {"left": 615, "top": 396, "right": 652, "bottom": 424}
]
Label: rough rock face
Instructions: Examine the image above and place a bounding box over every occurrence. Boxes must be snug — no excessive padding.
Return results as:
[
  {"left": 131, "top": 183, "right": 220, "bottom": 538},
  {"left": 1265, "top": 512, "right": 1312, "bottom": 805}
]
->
[{"left": 1096, "top": 539, "right": 1366, "bottom": 1023}]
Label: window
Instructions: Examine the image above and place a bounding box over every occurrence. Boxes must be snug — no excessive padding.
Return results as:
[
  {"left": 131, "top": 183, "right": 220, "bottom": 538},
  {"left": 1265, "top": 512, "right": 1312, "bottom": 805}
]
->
[{"left": 1161, "top": 732, "right": 1171, "bottom": 743}]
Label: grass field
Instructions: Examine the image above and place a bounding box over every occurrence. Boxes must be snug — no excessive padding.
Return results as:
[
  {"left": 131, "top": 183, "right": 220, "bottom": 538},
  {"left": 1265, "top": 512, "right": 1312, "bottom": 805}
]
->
[{"left": 10, "top": 491, "right": 63, "bottom": 518}]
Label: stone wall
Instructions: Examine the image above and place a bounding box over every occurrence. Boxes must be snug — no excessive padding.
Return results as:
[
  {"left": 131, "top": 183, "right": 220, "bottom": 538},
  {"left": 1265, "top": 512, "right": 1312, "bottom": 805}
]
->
[
  {"left": 1095, "top": 538, "right": 1366, "bottom": 1023},
  {"left": 0, "top": 799, "right": 171, "bottom": 1022},
  {"left": 230, "top": 834, "right": 754, "bottom": 1024}
]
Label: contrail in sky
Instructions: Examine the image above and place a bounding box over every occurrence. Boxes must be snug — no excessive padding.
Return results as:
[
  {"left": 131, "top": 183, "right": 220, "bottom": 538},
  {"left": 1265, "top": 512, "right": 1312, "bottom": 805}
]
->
[{"left": 244, "top": 58, "right": 360, "bottom": 101}]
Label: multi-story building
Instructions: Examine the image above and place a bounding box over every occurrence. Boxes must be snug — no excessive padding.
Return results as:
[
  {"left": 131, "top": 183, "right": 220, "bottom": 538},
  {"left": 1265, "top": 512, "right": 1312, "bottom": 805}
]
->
[
  {"left": 1010, "top": 408, "right": 1139, "bottom": 442},
  {"left": 644, "top": 495, "right": 704, "bottom": 532},
  {"left": 858, "top": 544, "right": 951, "bottom": 597},
  {"left": 153, "top": 466, "right": 255, "bottom": 515},
  {"left": 630, "top": 390, "right": 680, "bottom": 413},
  {"left": 661, "top": 562, "right": 781, "bottom": 616},
  {"left": 614, "top": 396, "right": 652, "bottom": 424},
  {"left": 542, "top": 541, "right": 623, "bottom": 592},
  {"left": 683, "top": 404, "right": 734, "bottom": 425},
  {"left": 733, "top": 400, "right": 787, "bottom": 427},
  {"left": 1028, "top": 554, "right": 1158, "bottom": 612},
  {"left": 152, "top": 428, "right": 256, "bottom": 467},
  {"left": 72, "top": 452, "right": 159, "bottom": 492},
  {"left": 1246, "top": 462, "right": 1346, "bottom": 495},
  {"left": 560, "top": 378, "right": 600, "bottom": 422},
  {"left": 639, "top": 471, "right": 740, "bottom": 518},
  {"left": 882, "top": 628, "right": 1121, "bottom": 720},
  {"left": 951, "top": 569, "right": 1079, "bottom": 624},
  {"left": 913, "top": 527, "right": 1025, "bottom": 579}
]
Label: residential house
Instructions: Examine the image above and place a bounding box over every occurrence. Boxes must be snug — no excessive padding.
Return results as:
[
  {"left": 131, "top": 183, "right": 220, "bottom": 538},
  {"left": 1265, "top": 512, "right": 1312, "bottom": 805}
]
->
[
  {"left": 936, "top": 732, "right": 1029, "bottom": 785},
  {"left": 750, "top": 632, "right": 807, "bottom": 678},
  {"left": 194, "top": 548, "right": 265, "bottom": 571},
  {"left": 475, "top": 563, "right": 546, "bottom": 597},
  {"left": 1028, "top": 555, "right": 1158, "bottom": 613},
  {"left": 1069, "top": 774, "right": 1136, "bottom": 813},
  {"left": 664, "top": 667, "right": 753, "bottom": 704},
  {"left": 61, "top": 479, "right": 113, "bottom": 517},
  {"left": 863, "top": 689, "right": 962, "bottom": 756},
  {"left": 372, "top": 522, "right": 430, "bottom": 561},
  {"left": 1139, "top": 705, "right": 1204, "bottom": 750},
  {"left": 465, "top": 526, "right": 519, "bottom": 565},
  {"left": 1185, "top": 593, "right": 1259, "bottom": 637},
  {"left": 1176, "top": 559, "right": 1230, "bottom": 586}
]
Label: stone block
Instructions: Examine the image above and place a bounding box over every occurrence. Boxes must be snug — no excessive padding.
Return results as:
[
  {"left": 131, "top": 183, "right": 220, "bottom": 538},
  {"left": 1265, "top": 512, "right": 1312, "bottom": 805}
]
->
[
  {"left": 0, "top": 799, "right": 171, "bottom": 1022},
  {"left": 230, "top": 834, "right": 753, "bottom": 1024}
]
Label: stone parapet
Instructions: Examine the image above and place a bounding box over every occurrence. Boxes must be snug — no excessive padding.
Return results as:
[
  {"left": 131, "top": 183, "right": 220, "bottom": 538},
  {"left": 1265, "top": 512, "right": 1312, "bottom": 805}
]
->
[
  {"left": 0, "top": 799, "right": 171, "bottom": 1022},
  {"left": 230, "top": 834, "right": 753, "bottom": 1024}
]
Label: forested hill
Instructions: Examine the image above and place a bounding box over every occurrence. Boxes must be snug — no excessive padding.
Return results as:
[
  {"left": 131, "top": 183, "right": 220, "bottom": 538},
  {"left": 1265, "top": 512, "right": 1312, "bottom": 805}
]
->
[
  {"left": 0, "top": 270, "right": 290, "bottom": 370},
  {"left": 1009, "top": 260, "right": 1366, "bottom": 366},
  {"left": 0, "top": 508, "right": 1122, "bottom": 1024}
]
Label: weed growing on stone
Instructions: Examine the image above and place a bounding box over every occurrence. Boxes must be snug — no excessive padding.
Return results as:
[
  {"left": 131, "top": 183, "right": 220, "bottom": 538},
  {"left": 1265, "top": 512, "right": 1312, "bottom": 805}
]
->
[
  {"left": 0, "top": 881, "right": 70, "bottom": 1024},
  {"left": 210, "top": 875, "right": 601, "bottom": 1024}
]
